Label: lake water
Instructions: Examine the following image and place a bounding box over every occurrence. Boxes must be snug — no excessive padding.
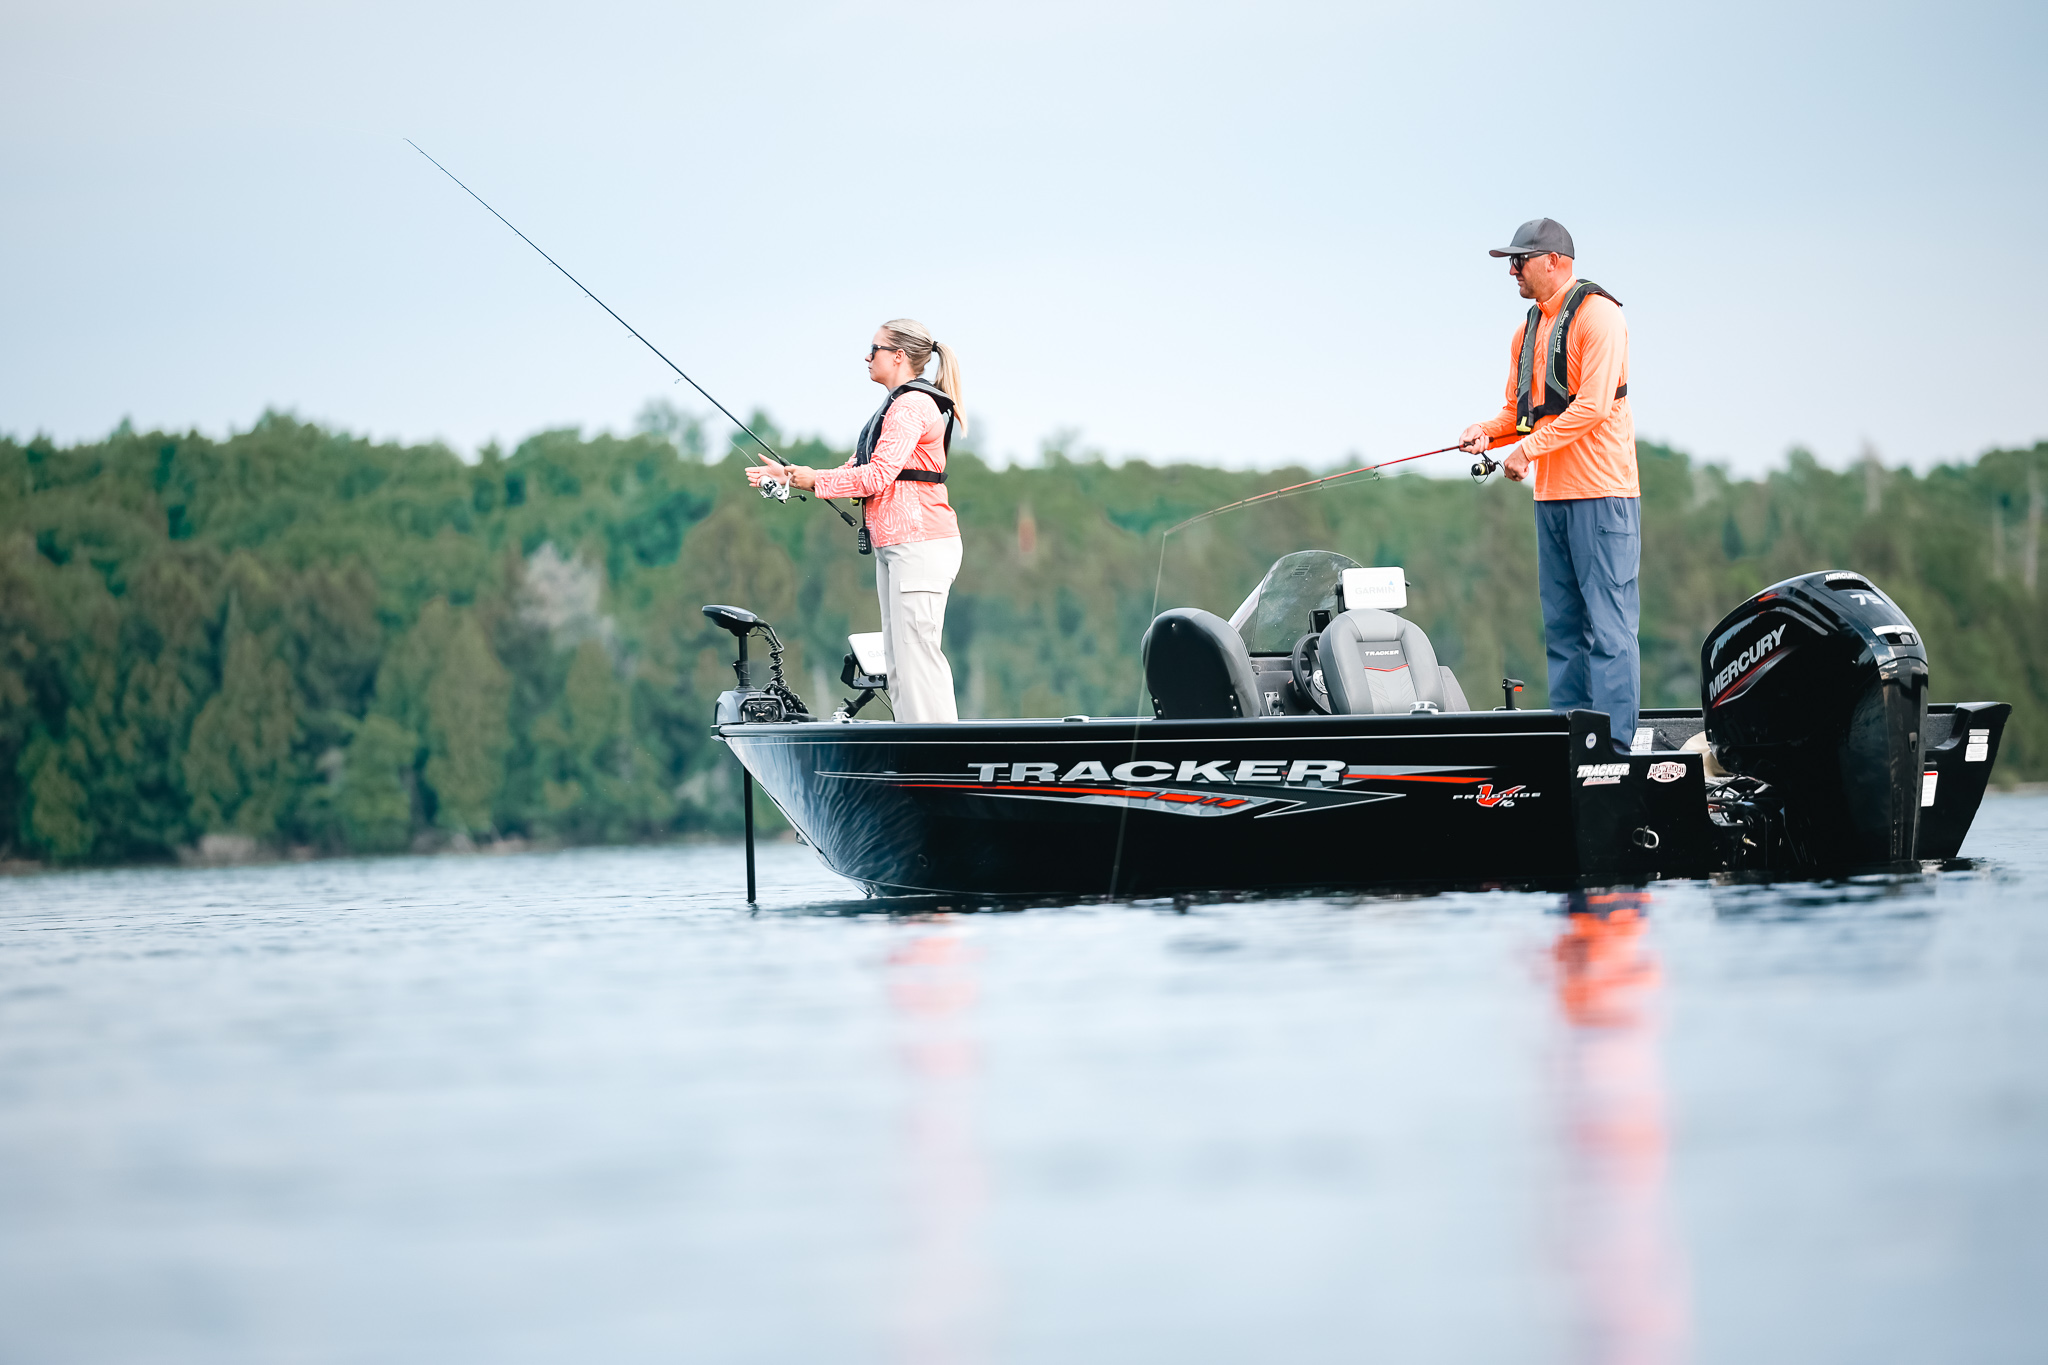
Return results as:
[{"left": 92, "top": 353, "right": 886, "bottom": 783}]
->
[{"left": 3, "top": 799, "right": 2045, "bottom": 1365}]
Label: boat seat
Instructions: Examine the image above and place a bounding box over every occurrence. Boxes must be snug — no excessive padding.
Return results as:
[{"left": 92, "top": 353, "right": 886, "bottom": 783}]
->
[
  {"left": 1143, "top": 608, "right": 1263, "bottom": 719},
  {"left": 1319, "top": 608, "right": 1468, "bottom": 714}
]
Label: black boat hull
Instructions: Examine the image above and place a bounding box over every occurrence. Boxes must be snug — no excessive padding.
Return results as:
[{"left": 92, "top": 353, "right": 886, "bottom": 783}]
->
[{"left": 716, "top": 702, "right": 2008, "bottom": 897}]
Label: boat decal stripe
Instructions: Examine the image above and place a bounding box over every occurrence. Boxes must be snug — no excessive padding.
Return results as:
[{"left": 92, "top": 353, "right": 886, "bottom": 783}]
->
[
  {"left": 1342, "top": 773, "right": 1487, "bottom": 784},
  {"left": 897, "top": 782, "right": 1253, "bottom": 808},
  {"left": 727, "top": 730, "right": 1566, "bottom": 745}
]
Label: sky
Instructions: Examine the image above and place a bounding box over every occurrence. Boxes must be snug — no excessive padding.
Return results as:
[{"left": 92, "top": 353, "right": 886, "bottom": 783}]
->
[{"left": 3, "top": 0, "right": 2044, "bottom": 476}]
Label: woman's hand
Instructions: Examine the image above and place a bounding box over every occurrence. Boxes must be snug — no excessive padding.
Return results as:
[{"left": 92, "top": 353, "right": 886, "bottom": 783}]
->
[{"left": 744, "top": 462, "right": 817, "bottom": 491}]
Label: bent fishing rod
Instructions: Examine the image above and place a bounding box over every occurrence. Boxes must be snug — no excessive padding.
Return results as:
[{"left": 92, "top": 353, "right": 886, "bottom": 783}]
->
[
  {"left": 405, "top": 139, "right": 858, "bottom": 529},
  {"left": 1162, "top": 436, "right": 1516, "bottom": 536}
]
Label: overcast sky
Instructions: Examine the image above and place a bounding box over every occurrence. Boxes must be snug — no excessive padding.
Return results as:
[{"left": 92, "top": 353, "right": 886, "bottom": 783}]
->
[{"left": 3, "top": 0, "right": 2043, "bottom": 475}]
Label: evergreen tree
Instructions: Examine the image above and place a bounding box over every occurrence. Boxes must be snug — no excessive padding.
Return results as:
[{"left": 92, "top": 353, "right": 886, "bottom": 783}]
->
[
  {"left": 19, "top": 731, "right": 94, "bottom": 861},
  {"left": 422, "top": 609, "right": 512, "bottom": 836},
  {"left": 338, "top": 714, "right": 418, "bottom": 853},
  {"left": 181, "top": 598, "right": 299, "bottom": 837},
  {"left": 527, "top": 637, "right": 674, "bottom": 842}
]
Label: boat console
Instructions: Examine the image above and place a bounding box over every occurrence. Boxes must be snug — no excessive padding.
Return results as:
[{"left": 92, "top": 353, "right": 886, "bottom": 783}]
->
[{"left": 1143, "top": 551, "right": 1469, "bottom": 718}]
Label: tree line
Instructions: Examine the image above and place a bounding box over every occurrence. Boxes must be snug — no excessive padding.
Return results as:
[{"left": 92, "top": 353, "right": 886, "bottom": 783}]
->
[{"left": 2, "top": 410, "right": 2041, "bottom": 865}]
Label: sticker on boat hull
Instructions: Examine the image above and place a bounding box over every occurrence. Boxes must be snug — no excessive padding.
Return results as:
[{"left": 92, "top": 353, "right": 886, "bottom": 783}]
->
[
  {"left": 815, "top": 757, "right": 1539, "bottom": 819},
  {"left": 1577, "top": 761, "right": 1628, "bottom": 786}
]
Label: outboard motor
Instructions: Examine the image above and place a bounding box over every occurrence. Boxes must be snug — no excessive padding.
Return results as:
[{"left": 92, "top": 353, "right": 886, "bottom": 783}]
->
[{"left": 1703, "top": 571, "right": 1929, "bottom": 868}]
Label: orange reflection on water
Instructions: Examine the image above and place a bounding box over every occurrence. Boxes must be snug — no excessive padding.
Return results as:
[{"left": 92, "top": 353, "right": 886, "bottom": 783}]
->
[
  {"left": 1553, "top": 891, "right": 1691, "bottom": 1365},
  {"left": 888, "top": 925, "right": 991, "bottom": 1365}
]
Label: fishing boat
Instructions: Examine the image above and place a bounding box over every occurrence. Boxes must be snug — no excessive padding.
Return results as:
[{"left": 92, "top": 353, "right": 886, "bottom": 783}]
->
[{"left": 706, "top": 551, "right": 2009, "bottom": 897}]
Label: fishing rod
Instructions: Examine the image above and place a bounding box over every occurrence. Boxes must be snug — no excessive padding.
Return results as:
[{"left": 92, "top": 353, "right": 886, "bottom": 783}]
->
[
  {"left": 405, "top": 139, "right": 859, "bottom": 529},
  {"left": 1163, "top": 436, "right": 1514, "bottom": 536}
]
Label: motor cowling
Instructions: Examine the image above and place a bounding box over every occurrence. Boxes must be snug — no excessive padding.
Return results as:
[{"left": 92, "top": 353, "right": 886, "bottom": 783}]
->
[{"left": 1702, "top": 570, "right": 1929, "bottom": 867}]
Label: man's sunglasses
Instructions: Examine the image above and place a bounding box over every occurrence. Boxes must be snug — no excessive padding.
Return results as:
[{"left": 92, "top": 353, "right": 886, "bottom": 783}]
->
[{"left": 1508, "top": 252, "right": 1551, "bottom": 271}]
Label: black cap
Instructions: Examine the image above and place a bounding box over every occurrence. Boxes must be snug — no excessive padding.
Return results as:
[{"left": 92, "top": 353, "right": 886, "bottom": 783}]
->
[{"left": 1488, "top": 218, "right": 1575, "bottom": 259}]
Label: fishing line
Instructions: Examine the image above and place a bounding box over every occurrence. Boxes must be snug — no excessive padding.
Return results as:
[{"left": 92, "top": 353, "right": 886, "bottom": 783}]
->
[
  {"left": 1107, "top": 530, "right": 1172, "bottom": 897},
  {"left": 406, "top": 138, "right": 859, "bottom": 528}
]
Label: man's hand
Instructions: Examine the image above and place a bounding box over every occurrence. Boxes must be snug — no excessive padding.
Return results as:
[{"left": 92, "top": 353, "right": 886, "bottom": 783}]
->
[
  {"left": 1458, "top": 424, "right": 1493, "bottom": 455},
  {"left": 1503, "top": 449, "right": 1532, "bottom": 483}
]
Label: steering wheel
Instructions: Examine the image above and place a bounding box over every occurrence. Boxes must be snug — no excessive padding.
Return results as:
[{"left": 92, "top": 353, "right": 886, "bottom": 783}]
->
[{"left": 1290, "top": 632, "right": 1331, "bottom": 714}]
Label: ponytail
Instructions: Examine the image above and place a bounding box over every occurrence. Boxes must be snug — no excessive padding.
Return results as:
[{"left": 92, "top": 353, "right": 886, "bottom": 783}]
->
[{"left": 880, "top": 317, "right": 967, "bottom": 435}]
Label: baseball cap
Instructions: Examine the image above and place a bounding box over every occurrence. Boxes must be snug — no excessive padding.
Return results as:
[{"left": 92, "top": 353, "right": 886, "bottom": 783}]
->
[{"left": 1488, "top": 218, "right": 1575, "bottom": 259}]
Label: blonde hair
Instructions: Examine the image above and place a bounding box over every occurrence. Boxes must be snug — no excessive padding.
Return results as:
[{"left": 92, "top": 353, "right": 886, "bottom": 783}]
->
[{"left": 880, "top": 318, "right": 967, "bottom": 434}]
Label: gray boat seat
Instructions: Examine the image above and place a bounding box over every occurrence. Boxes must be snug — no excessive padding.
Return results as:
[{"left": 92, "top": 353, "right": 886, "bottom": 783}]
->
[
  {"left": 1143, "top": 608, "right": 1262, "bottom": 719},
  {"left": 1319, "top": 608, "right": 1469, "bottom": 714}
]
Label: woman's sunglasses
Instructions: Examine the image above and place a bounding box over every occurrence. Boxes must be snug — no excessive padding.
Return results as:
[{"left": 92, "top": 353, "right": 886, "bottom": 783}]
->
[{"left": 866, "top": 344, "right": 907, "bottom": 361}]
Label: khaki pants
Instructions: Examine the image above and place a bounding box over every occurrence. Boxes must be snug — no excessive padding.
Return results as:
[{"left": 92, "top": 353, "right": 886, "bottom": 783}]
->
[{"left": 874, "top": 535, "right": 962, "bottom": 723}]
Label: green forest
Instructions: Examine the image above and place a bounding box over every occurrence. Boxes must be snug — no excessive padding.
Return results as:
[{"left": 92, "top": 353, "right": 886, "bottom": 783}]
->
[{"left": 3, "top": 410, "right": 2043, "bottom": 866}]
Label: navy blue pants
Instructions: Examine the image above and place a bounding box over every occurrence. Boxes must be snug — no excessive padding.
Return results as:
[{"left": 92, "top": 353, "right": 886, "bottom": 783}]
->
[{"left": 1535, "top": 496, "right": 1641, "bottom": 747}]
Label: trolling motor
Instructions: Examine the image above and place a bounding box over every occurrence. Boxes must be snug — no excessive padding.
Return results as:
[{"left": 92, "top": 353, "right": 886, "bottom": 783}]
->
[
  {"left": 702, "top": 604, "right": 811, "bottom": 907},
  {"left": 703, "top": 605, "right": 811, "bottom": 725}
]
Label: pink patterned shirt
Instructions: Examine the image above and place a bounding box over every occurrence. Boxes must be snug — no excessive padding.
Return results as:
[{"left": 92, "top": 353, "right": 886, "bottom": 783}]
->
[{"left": 809, "top": 390, "right": 961, "bottom": 548}]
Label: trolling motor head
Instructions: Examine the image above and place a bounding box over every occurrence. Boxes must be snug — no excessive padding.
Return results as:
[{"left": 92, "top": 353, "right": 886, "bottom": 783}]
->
[
  {"left": 703, "top": 605, "right": 811, "bottom": 725},
  {"left": 703, "top": 604, "right": 763, "bottom": 636}
]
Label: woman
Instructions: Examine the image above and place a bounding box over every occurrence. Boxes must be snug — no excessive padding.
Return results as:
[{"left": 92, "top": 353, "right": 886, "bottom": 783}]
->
[{"left": 745, "top": 319, "right": 966, "bottom": 722}]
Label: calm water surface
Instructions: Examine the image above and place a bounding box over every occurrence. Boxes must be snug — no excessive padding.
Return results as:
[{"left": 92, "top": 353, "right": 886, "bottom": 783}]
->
[{"left": 3, "top": 799, "right": 2046, "bottom": 1364}]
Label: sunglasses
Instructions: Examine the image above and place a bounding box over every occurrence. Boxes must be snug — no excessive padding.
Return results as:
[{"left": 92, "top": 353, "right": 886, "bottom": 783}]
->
[
  {"left": 866, "top": 344, "right": 907, "bottom": 361},
  {"left": 1508, "top": 252, "right": 1550, "bottom": 271}
]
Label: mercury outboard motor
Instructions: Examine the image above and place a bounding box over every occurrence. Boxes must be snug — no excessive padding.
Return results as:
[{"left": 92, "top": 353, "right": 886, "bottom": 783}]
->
[{"left": 1703, "top": 571, "right": 1929, "bottom": 868}]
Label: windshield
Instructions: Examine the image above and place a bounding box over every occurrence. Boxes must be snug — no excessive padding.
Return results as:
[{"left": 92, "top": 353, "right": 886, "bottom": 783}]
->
[{"left": 1228, "top": 550, "right": 1363, "bottom": 654}]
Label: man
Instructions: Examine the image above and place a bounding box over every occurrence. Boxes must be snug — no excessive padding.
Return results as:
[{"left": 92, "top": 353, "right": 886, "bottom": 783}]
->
[{"left": 1458, "top": 217, "right": 1640, "bottom": 755}]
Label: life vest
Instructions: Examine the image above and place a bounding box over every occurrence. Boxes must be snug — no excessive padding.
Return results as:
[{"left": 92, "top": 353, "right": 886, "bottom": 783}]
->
[
  {"left": 853, "top": 379, "right": 955, "bottom": 484},
  {"left": 850, "top": 379, "right": 956, "bottom": 555},
  {"left": 1515, "top": 281, "right": 1630, "bottom": 434}
]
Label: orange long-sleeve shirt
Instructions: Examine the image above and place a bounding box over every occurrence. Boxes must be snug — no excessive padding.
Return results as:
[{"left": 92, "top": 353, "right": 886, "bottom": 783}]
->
[{"left": 1478, "top": 277, "right": 1637, "bottom": 501}]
